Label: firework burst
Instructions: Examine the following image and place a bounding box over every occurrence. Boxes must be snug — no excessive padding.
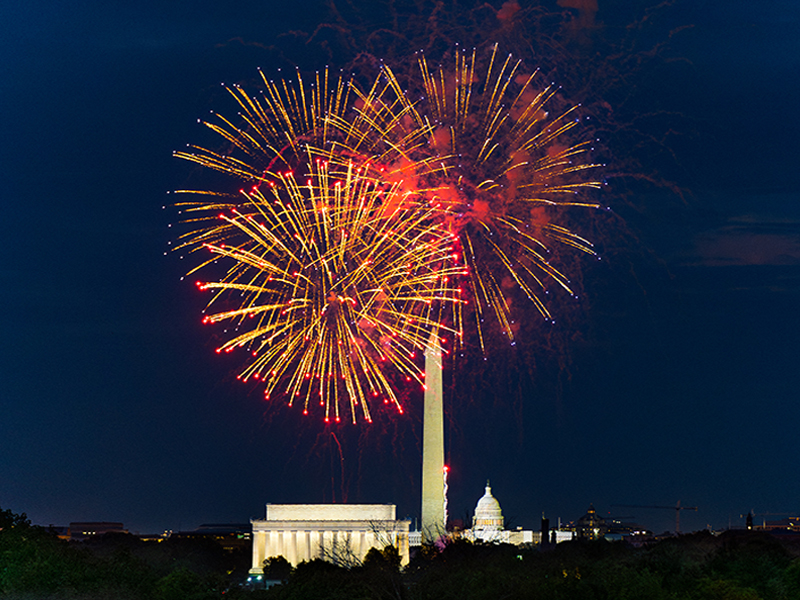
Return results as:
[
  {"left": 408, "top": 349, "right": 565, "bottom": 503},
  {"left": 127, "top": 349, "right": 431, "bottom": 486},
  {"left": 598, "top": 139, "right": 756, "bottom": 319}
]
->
[
  {"left": 172, "top": 63, "right": 451, "bottom": 185},
  {"left": 173, "top": 66, "right": 449, "bottom": 250},
  {"left": 178, "top": 157, "right": 464, "bottom": 423},
  {"left": 375, "top": 45, "right": 603, "bottom": 349},
  {"left": 175, "top": 46, "right": 601, "bottom": 418}
]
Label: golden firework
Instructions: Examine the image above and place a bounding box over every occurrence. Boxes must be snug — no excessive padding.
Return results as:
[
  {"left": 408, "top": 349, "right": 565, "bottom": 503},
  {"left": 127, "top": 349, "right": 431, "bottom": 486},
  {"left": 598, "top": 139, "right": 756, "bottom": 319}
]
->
[
  {"left": 173, "top": 66, "right": 447, "bottom": 252},
  {"left": 178, "top": 157, "right": 464, "bottom": 423},
  {"left": 175, "top": 47, "right": 602, "bottom": 418}
]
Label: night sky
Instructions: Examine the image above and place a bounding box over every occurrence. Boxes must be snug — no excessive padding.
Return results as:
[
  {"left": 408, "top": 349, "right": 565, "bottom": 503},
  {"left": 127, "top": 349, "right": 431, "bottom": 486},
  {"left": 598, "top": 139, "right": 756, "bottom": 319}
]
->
[{"left": 2, "top": 0, "right": 798, "bottom": 537}]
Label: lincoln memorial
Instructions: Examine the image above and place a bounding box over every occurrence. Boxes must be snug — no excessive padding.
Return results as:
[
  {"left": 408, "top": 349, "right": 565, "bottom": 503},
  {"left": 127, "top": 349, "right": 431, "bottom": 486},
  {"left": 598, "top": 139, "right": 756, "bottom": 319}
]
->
[{"left": 250, "top": 503, "right": 411, "bottom": 572}]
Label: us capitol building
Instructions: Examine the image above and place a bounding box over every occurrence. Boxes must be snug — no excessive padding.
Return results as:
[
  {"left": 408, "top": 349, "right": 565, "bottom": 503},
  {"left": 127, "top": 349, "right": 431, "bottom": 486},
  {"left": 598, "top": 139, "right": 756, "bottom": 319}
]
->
[{"left": 461, "top": 482, "right": 535, "bottom": 545}]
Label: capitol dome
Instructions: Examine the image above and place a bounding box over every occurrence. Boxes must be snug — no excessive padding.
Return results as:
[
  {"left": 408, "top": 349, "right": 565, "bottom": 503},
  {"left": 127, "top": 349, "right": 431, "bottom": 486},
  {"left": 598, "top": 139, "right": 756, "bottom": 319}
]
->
[{"left": 472, "top": 482, "right": 504, "bottom": 531}]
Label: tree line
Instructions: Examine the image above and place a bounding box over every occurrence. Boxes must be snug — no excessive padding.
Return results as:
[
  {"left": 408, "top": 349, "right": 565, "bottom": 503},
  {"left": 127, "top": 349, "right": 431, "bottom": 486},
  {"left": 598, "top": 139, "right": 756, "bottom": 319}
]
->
[{"left": 3, "top": 506, "right": 800, "bottom": 599}]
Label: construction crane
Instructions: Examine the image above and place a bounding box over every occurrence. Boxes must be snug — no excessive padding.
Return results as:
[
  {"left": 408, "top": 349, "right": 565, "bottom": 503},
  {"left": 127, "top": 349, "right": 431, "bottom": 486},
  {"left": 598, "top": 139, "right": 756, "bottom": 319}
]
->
[{"left": 611, "top": 501, "right": 698, "bottom": 534}]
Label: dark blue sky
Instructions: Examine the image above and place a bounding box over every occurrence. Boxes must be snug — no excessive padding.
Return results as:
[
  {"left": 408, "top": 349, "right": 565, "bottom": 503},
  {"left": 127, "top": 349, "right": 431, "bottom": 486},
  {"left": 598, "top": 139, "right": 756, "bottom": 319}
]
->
[{"left": 1, "top": 0, "right": 798, "bottom": 536}]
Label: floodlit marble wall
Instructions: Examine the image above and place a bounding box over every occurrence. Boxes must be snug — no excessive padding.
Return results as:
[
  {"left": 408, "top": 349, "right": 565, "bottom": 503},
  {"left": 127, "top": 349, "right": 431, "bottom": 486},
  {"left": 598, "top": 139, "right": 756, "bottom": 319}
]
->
[{"left": 251, "top": 504, "right": 410, "bottom": 571}]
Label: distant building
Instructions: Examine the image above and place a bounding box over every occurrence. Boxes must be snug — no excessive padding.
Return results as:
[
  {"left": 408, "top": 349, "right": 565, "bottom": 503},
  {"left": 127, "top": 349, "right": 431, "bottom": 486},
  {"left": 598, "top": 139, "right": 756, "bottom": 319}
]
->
[
  {"left": 408, "top": 530, "right": 423, "bottom": 547},
  {"left": 462, "top": 483, "right": 535, "bottom": 545},
  {"left": 171, "top": 524, "right": 251, "bottom": 553},
  {"left": 604, "top": 517, "right": 652, "bottom": 539},
  {"left": 562, "top": 505, "right": 650, "bottom": 540},
  {"left": 68, "top": 522, "right": 126, "bottom": 541},
  {"left": 250, "top": 504, "right": 410, "bottom": 572},
  {"left": 575, "top": 505, "right": 607, "bottom": 539},
  {"left": 472, "top": 482, "right": 504, "bottom": 538},
  {"left": 137, "top": 532, "right": 169, "bottom": 543},
  {"left": 758, "top": 516, "right": 800, "bottom": 533}
]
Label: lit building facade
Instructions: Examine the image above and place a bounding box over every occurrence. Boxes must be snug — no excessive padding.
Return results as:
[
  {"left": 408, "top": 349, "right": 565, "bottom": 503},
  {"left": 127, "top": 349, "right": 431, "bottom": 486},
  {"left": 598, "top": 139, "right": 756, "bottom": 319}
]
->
[
  {"left": 575, "top": 504, "right": 607, "bottom": 539},
  {"left": 464, "top": 483, "right": 535, "bottom": 545},
  {"left": 471, "top": 482, "right": 505, "bottom": 541},
  {"left": 250, "top": 504, "right": 410, "bottom": 572},
  {"left": 68, "top": 522, "right": 126, "bottom": 541}
]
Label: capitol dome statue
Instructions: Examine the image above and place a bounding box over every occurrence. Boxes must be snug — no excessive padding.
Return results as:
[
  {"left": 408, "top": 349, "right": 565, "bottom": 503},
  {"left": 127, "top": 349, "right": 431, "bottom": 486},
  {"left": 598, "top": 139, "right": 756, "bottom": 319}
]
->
[{"left": 472, "top": 481, "right": 504, "bottom": 535}]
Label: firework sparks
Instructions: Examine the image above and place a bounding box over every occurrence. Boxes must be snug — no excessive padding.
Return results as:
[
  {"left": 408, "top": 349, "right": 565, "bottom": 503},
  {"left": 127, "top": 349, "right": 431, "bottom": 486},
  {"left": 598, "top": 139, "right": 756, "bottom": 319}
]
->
[
  {"left": 174, "top": 67, "right": 353, "bottom": 179},
  {"left": 376, "top": 45, "right": 603, "bottom": 349},
  {"left": 178, "top": 157, "right": 464, "bottom": 423},
  {"left": 175, "top": 46, "right": 601, "bottom": 417},
  {"left": 173, "top": 66, "right": 447, "bottom": 252}
]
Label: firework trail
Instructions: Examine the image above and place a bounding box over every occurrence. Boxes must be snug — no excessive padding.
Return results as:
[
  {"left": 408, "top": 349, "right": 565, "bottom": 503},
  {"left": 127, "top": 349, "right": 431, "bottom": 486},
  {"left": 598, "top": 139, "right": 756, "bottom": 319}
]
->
[{"left": 177, "top": 157, "right": 464, "bottom": 423}]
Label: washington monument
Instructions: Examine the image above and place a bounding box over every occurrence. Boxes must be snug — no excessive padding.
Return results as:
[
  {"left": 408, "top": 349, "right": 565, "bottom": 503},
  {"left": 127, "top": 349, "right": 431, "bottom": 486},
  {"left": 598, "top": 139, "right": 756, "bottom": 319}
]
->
[{"left": 421, "top": 332, "right": 445, "bottom": 541}]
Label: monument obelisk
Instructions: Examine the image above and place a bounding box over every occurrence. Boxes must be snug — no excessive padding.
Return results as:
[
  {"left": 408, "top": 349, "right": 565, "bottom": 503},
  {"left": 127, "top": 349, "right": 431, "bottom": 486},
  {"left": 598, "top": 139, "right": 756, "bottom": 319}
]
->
[{"left": 421, "top": 330, "right": 445, "bottom": 542}]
